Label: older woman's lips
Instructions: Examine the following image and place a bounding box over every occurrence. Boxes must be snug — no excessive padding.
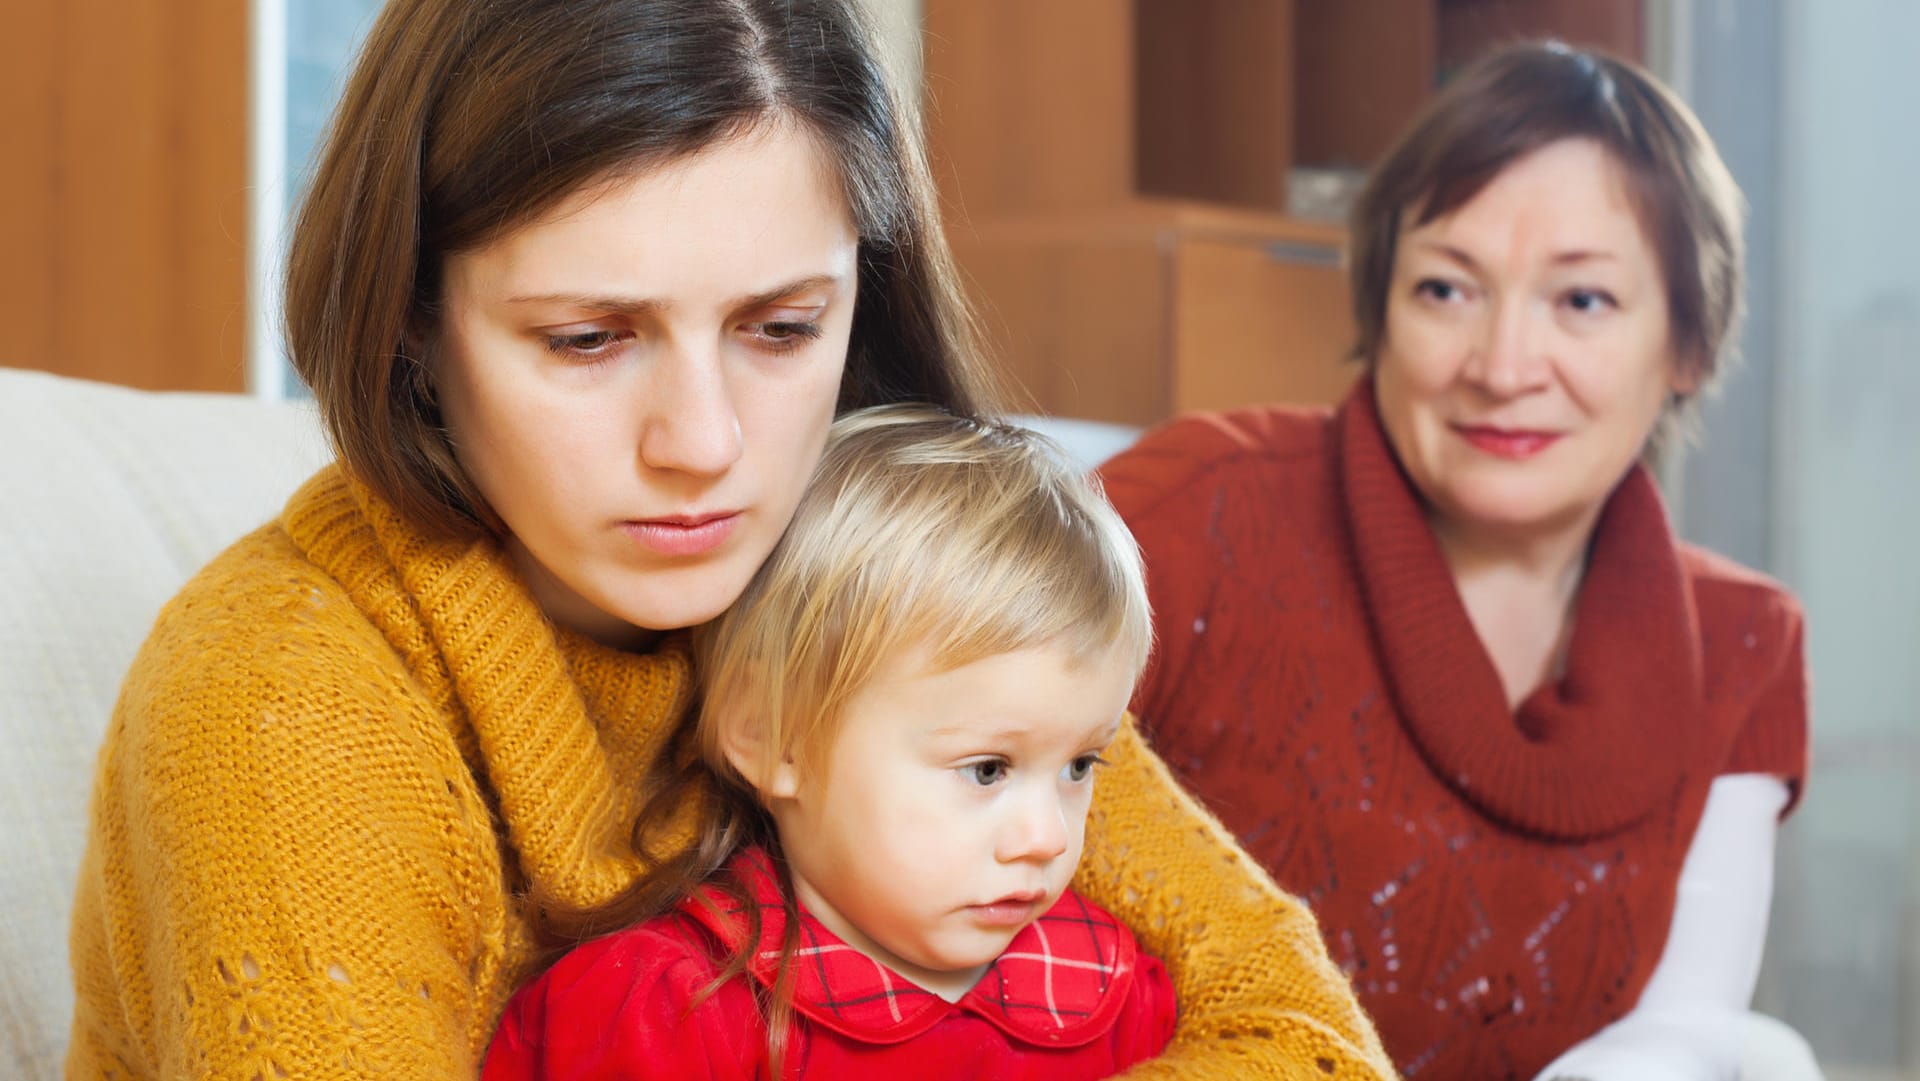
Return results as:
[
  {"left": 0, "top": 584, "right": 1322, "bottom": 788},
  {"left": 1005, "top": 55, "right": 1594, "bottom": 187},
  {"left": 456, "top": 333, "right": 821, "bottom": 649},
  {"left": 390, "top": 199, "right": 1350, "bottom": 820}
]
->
[
  {"left": 1454, "top": 425, "right": 1561, "bottom": 460},
  {"left": 621, "top": 512, "right": 740, "bottom": 556}
]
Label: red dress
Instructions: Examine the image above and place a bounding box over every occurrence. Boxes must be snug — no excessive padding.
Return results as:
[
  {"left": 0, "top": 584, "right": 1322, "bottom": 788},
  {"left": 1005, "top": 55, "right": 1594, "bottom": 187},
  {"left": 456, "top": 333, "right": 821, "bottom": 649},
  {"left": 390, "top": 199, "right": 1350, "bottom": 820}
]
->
[
  {"left": 483, "top": 849, "right": 1176, "bottom": 1080},
  {"left": 1098, "top": 381, "right": 1808, "bottom": 1080}
]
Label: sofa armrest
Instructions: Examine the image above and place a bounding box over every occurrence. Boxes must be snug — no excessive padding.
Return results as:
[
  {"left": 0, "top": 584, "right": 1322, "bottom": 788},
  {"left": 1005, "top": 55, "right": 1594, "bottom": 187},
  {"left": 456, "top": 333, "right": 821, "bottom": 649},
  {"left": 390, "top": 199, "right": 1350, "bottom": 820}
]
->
[{"left": 0, "top": 368, "right": 332, "bottom": 1078}]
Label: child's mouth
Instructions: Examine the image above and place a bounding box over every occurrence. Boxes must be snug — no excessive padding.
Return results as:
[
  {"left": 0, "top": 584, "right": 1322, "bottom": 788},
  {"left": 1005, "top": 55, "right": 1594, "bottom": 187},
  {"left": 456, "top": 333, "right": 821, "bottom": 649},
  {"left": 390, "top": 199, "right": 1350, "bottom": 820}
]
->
[{"left": 967, "top": 891, "right": 1047, "bottom": 927}]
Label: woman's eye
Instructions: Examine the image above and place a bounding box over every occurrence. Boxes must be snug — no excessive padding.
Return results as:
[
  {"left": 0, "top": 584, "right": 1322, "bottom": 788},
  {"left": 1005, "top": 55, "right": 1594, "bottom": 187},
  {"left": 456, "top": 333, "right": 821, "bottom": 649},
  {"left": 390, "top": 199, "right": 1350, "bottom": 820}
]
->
[
  {"left": 746, "top": 320, "right": 825, "bottom": 352},
  {"left": 1413, "top": 278, "right": 1463, "bottom": 303},
  {"left": 1564, "top": 288, "right": 1617, "bottom": 314},
  {"left": 543, "top": 329, "right": 629, "bottom": 358},
  {"left": 962, "top": 759, "right": 1009, "bottom": 787},
  {"left": 1062, "top": 754, "right": 1108, "bottom": 784}
]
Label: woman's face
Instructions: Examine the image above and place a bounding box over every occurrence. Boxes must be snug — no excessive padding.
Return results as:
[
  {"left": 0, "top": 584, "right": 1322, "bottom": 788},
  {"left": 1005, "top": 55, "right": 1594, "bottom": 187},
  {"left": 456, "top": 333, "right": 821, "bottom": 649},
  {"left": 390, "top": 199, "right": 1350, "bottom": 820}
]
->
[
  {"left": 433, "top": 123, "right": 857, "bottom": 645},
  {"left": 1374, "top": 138, "right": 1689, "bottom": 542}
]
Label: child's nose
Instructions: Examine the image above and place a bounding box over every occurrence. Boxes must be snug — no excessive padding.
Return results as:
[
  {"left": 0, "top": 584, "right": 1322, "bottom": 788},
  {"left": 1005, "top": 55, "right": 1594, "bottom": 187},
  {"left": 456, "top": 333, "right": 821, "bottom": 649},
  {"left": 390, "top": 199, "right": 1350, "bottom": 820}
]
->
[{"left": 996, "top": 789, "right": 1070, "bottom": 865}]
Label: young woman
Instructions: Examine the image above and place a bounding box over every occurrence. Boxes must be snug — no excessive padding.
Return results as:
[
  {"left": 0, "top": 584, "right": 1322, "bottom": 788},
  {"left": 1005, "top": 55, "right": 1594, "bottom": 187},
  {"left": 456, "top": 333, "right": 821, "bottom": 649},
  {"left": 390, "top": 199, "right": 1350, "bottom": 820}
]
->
[{"left": 65, "top": 2, "right": 1390, "bottom": 1078}]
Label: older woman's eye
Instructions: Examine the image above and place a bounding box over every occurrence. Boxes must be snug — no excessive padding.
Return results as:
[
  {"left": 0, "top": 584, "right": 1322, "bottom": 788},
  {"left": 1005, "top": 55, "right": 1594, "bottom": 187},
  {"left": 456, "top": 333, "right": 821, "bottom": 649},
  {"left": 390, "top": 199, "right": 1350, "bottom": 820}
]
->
[{"left": 1564, "top": 288, "right": 1618, "bottom": 314}]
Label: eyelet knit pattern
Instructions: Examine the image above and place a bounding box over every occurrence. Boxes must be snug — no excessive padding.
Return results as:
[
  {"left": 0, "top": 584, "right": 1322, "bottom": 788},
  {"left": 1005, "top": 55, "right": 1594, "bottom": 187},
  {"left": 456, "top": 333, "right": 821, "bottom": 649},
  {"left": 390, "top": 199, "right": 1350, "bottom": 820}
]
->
[
  {"left": 66, "top": 464, "right": 1395, "bottom": 1080},
  {"left": 1100, "top": 382, "right": 1809, "bottom": 1080}
]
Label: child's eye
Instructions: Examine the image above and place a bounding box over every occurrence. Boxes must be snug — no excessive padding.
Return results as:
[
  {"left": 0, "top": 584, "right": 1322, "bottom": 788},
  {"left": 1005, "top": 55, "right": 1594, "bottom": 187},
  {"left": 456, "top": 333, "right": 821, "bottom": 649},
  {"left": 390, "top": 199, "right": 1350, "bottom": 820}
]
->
[
  {"left": 1062, "top": 754, "right": 1109, "bottom": 784},
  {"left": 962, "top": 759, "right": 1009, "bottom": 786}
]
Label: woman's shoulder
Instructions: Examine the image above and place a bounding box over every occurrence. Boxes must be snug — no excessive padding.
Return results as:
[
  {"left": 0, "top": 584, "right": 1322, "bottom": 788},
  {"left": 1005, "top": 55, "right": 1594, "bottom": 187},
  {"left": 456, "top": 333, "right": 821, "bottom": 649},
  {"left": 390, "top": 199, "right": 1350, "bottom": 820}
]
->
[
  {"left": 1677, "top": 544, "right": 1806, "bottom": 712},
  {"left": 1098, "top": 402, "right": 1337, "bottom": 518},
  {"left": 1679, "top": 543, "right": 1805, "bottom": 636},
  {"left": 114, "top": 514, "right": 428, "bottom": 769},
  {"left": 136, "top": 520, "right": 388, "bottom": 677}
]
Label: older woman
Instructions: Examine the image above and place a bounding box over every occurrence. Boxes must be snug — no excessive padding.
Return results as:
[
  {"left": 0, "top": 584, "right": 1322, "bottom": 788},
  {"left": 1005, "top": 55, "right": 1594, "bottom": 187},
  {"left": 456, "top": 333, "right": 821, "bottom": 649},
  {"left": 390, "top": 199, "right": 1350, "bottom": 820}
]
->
[{"left": 1103, "top": 43, "right": 1811, "bottom": 1081}]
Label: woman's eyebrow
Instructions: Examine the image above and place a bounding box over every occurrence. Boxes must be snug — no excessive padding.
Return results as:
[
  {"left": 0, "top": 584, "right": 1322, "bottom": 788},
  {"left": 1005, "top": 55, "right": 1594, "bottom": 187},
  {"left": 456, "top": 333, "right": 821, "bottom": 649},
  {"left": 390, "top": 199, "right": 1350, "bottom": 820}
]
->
[
  {"left": 501, "top": 274, "right": 844, "bottom": 314},
  {"left": 1410, "top": 241, "right": 1482, "bottom": 272},
  {"left": 502, "top": 292, "right": 665, "bottom": 314},
  {"left": 737, "top": 273, "right": 845, "bottom": 309},
  {"left": 1550, "top": 249, "right": 1621, "bottom": 266},
  {"left": 1411, "top": 242, "right": 1622, "bottom": 270}
]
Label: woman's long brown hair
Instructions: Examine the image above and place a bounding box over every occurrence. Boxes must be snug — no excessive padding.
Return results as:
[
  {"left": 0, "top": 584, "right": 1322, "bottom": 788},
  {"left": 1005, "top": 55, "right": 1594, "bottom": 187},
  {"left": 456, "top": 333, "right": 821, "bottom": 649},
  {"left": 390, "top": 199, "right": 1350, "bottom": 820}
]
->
[{"left": 284, "top": 0, "right": 1005, "bottom": 539}]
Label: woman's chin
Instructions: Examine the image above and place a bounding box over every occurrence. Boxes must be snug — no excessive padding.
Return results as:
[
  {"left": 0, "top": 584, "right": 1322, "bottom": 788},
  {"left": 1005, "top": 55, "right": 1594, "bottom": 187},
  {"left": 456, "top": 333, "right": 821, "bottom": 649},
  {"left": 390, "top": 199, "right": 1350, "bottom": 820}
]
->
[
  {"left": 1431, "top": 483, "right": 1593, "bottom": 543},
  {"left": 578, "top": 580, "right": 743, "bottom": 641}
]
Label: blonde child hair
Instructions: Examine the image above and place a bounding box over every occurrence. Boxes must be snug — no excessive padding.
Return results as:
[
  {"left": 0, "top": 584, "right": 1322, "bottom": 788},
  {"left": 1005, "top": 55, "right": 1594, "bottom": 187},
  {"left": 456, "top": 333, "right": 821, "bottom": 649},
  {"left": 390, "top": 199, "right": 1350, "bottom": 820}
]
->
[{"left": 696, "top": 403, "right": 1153, "bottom": 792}]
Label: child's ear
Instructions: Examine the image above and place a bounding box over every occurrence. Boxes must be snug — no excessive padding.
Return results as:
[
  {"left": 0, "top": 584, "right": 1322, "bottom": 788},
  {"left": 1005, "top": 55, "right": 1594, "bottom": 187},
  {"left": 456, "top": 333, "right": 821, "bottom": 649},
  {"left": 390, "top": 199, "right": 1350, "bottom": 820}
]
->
[
  {"left": 715, "top": 709, "right": 802, "bottom": 801},
  {"left": 763, "top": 758, "right": 802, "bottom": 801}
]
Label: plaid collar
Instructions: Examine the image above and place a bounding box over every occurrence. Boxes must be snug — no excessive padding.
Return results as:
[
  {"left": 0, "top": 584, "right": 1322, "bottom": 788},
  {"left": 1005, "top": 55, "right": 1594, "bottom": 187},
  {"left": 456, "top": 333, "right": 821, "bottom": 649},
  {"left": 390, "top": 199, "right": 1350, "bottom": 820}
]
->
[{"left": 679, "top": 848, "right": 1141, "bottom": 1048}]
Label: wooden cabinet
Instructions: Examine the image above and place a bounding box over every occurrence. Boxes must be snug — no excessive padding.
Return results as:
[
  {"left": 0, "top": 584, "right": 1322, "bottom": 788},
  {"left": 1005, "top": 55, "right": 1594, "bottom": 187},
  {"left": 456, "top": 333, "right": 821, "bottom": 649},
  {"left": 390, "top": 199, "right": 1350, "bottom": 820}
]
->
[
  {"left": 951, "top": 202, "right": 1358, "bottom": 426},
  {"left": 1296, "top": 0, "right": 1643, "bottom": 168},
  {"left": 1, "top": 2, "right": 250, "bottom": 392},
  {"left": 1169, "top": 224, "right": 1361, "bottom": 415},
  {"left": 925, "top": 0, "right": 1641, "bottom": 423}
]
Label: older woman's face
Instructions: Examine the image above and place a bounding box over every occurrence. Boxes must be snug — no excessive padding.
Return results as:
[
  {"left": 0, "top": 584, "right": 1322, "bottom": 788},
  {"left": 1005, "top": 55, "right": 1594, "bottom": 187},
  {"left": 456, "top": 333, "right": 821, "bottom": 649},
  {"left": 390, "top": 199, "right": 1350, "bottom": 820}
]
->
[
  {"left": 1374, "top": 138, "right": 1688, "bottom": 542},
  {"left": 432, "top": 123, "right": 855, "bottom": 646}
]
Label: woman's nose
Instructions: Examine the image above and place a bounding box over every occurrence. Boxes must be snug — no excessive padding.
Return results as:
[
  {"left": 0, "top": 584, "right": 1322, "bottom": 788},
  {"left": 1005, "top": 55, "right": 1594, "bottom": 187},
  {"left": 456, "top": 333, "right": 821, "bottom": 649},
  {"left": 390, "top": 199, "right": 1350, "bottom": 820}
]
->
[
  {"left": 637, "top": 342, "right": 744, "bottom": 477},
  {"left": 1463, "top": 296, "right": 1550, "bottom": 398}
]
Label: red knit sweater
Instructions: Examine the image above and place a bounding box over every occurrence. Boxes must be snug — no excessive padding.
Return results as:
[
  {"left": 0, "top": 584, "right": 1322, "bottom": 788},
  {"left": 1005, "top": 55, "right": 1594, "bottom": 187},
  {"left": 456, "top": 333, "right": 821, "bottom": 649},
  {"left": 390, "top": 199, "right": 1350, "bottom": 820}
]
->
[{"left": 1099, "top": 381, "right": 1808, "bottom": 1080}]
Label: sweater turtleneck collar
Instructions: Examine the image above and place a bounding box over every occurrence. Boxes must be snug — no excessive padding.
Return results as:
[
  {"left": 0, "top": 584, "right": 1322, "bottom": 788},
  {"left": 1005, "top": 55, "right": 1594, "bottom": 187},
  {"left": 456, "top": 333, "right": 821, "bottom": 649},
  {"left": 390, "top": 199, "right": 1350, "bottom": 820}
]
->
[
  {"left": 1337, "top": 379, "right": 1704, "bottom": 841},
  {"left": 283, "top": 465, "right": 700, "bottom": 911}
]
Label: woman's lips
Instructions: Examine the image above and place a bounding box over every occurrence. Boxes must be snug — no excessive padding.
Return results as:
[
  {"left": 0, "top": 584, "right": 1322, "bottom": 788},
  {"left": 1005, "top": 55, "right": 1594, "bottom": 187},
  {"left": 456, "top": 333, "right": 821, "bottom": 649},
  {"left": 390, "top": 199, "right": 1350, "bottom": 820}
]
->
[
  {"left": 620, "top": 512, "right": 740, "bottom": 556},
  {"left": 1453, "top": 424, "right": 1562, "bottom": 461}
]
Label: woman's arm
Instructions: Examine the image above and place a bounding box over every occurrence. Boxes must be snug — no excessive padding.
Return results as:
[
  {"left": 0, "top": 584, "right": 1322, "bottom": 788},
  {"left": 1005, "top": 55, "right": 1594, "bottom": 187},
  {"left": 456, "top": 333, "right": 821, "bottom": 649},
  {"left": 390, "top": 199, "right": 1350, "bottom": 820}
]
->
[
  {"left": 1532, "top": 774, "right": 1811, "bottom": 1081},
  {"left": 67, "top": 559, "right": 510, "bottom": 1079},
  {"left": 1074, "top": 719, "right": 1395, "bottom": 1080}
]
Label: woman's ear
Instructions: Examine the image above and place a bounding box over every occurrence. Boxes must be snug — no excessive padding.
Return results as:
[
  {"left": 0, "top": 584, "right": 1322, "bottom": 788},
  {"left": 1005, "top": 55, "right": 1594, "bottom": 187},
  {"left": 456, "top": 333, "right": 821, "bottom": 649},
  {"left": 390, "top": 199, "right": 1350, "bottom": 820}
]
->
[
  {"left": 1669, "top": 349, "right": 1704, "bottom": 398},
  {"left": 401, "top": 311, "right": 441, "bottom": 409},
  {"left": 714, "top": 707, "right": 801, "bottom": 801}
]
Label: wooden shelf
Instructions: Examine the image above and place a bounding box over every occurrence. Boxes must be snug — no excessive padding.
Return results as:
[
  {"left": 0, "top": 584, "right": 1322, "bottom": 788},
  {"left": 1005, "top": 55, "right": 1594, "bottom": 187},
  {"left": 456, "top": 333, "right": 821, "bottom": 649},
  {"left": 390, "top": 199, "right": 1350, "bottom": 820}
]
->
[
  {"left": 923, "top": 0, "right": 1642, "bottom": 424},
  {"left": 950, "top": 202, "right": 1357, "bottom": 425}
]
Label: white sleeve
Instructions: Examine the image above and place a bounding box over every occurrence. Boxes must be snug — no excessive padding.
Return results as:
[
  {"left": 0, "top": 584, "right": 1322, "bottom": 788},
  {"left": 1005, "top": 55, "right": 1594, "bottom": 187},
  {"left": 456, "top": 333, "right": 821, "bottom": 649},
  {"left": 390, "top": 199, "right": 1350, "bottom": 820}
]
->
[{"left": 1530, "top": 774, "right": 1790, "bottom": 1081}]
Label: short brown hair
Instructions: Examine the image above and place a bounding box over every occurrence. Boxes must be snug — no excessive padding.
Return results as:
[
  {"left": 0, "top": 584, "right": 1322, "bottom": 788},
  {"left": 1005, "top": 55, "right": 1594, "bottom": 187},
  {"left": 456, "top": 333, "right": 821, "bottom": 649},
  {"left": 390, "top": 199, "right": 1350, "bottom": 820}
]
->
[
  {"left": 285, "top": 0, "right": 1000, "bottom": 536},
  {"left": 1349, "top": 41, "right": 1745, "bottom": 431}
]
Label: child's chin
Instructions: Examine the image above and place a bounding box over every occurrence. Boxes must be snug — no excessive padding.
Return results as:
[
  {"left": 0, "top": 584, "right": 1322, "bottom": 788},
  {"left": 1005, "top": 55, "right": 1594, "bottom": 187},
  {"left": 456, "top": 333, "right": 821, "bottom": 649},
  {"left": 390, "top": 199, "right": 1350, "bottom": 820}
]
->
[{"left": 924, "top": 934, "right": 1019, "bottom": 973}]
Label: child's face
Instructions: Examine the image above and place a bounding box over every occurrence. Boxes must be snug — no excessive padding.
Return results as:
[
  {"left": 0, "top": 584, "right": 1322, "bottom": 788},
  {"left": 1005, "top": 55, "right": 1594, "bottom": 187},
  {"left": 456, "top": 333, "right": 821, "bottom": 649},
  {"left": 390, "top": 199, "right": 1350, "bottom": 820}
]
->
[{"left": 766, "top": 641, "right": 1136, "bottom": 1001}]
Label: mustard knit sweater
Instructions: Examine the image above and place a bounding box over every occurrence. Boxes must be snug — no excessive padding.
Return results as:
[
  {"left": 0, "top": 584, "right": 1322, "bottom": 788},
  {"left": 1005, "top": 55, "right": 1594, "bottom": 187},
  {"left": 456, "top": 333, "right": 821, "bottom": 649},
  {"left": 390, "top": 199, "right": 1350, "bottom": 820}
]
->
[{"left": 67, "top": 466, "right": 1392, "bottom": 1080}]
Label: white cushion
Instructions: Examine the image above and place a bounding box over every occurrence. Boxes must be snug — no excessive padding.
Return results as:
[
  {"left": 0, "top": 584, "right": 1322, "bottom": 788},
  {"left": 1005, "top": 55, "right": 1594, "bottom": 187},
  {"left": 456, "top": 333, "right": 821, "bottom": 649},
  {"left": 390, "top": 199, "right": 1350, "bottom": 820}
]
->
[{"left": 0, "top": 368, "right": 332, "bottom": 1077}]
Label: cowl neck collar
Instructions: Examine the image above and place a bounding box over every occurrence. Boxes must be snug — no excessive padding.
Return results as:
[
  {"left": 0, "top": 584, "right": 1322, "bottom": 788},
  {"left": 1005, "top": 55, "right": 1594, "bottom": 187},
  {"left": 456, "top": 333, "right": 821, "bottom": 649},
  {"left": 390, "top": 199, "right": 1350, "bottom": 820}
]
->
[{"left": 1337, "top": 381, "right": 1703, "bottom": 840}]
